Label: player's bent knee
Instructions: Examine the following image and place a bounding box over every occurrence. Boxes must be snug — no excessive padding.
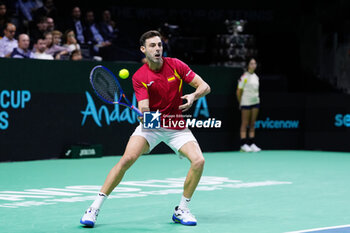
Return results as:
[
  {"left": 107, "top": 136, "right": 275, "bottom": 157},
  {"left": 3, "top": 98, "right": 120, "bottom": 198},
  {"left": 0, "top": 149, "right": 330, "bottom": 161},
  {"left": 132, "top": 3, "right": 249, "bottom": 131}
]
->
[
  {"left": 119, "top": 155, "right": 138, "bottom": 171},
  {"left": 191, "top": 156, "right": 205, "bottom": 171}
]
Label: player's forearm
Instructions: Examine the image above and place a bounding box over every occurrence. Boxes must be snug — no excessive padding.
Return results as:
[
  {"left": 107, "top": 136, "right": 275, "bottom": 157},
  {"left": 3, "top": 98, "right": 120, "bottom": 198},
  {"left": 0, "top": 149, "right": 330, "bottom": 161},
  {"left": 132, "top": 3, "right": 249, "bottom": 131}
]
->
[
  {"left": 237, "top": 95, "right": 241, "bottom": 104},
  {"left": 236, "top": 89, "right": 242, "bottom": 104},
  {"left": 192, "top": 82, "right": 211, "bottom": 101}
]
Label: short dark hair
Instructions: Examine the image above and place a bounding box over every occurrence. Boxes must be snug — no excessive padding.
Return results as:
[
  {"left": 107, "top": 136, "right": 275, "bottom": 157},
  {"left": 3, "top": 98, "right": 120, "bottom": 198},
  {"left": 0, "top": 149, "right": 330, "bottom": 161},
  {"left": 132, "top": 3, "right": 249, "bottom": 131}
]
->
[
  {"left": 37, "top": 16, "right": 48, "bottom": 24},
  {"left": 35, "top": 36, "right": 46, "bottom": 44},
  {"left": 139, "top": 30, "right": 161, "bottom": 46}
]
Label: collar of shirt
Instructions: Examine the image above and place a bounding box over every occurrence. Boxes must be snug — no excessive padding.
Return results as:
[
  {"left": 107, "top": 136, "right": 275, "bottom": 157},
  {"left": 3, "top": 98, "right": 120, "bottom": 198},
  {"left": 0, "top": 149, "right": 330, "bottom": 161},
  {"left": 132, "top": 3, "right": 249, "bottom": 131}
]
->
[
  {"left": 3, "top": 36, "right": 17, "bottom": 42},
  {"left": 17, "top": 47, "right": 30, "bottom": 55}
]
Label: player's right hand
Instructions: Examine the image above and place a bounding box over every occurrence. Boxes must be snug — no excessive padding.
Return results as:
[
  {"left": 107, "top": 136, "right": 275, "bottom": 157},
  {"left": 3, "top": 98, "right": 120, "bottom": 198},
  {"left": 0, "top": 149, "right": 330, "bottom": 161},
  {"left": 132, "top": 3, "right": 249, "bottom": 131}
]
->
[{"left": 138, "top": 116, "right": 144, "bottom": 124}]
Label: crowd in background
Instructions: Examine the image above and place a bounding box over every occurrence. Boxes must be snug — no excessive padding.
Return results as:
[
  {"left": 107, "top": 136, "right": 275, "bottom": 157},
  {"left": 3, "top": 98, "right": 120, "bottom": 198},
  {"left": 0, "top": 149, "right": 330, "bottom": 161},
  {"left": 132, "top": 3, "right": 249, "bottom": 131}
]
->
[{"left": 0, "top": 0, "right": 120, "bottom": 61}]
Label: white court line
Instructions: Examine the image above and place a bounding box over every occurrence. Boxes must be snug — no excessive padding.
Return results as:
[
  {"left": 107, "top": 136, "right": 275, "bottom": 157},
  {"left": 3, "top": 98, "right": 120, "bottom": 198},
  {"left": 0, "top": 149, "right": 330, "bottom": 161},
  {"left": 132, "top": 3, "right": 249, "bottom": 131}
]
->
[{"left": 285, "top": 224, "right": 350, "bottom": 233}]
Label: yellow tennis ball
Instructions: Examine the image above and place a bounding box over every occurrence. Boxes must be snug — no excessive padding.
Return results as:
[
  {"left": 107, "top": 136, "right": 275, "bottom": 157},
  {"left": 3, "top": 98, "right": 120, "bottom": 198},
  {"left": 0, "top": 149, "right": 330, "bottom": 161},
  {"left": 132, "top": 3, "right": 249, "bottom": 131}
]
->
[{"left": 119, "top": 69, "right": 129, "bottom": 79}]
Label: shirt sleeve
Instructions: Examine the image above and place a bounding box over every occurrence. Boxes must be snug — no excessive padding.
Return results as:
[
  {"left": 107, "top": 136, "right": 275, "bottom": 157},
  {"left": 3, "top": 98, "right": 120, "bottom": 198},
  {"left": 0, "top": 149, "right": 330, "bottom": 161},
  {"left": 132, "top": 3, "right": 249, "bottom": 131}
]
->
[
  {"left": 237, "top": 74, "right": 247, "bottom": 89},
  {"left": 173, "top": 58, "right": 196, "bottom": 83},
  {"left": 132, "top": 75, "right": 149, "bottom": 102},
  {"left": 0, "top": 41, "right": 4, "bottom": 57}
]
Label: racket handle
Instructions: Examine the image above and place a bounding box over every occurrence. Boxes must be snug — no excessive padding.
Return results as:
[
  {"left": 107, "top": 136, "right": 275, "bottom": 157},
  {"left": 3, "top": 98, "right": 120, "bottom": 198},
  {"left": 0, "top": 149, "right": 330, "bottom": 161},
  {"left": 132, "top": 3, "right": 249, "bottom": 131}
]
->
[{"left": 131, "top": 105, "right": 143, "bottom": 117}]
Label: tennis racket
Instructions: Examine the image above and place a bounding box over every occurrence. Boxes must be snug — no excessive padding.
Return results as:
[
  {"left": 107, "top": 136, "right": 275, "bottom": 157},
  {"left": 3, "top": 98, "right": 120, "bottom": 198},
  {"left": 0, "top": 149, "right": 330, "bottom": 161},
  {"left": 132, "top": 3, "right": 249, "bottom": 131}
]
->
[{"left": 89, "top": 65, "right": 143, "bottom": 117}]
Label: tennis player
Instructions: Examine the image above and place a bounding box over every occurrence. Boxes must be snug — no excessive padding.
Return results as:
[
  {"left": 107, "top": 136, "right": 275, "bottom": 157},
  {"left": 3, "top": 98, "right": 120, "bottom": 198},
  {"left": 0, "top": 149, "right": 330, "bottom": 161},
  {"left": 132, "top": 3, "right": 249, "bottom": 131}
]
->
[
  {"left": 236, "top": 57, "right": 261, "bottom": 152},
  {"left": 80, "top": 30, "right": 211, "bottom": 227}
]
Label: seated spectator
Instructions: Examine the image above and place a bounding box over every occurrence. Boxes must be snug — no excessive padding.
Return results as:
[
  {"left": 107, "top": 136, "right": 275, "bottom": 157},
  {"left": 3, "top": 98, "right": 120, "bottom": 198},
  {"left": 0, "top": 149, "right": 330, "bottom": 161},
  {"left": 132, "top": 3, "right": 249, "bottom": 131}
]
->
[
  {"left": 33, "top": 0, "right": 57, "bottom": 22},
  {"left": 49, "top": 30, "right": 68, "bottom": 59},
  {"left": 0, "top": 1, "right": 9, "bottom": 37},
  {"left": 51, "top": 29, "right": 62, "bottom": 45},
  {"left": 99, "top": 10, "right": 118, "bottom": 43},
  {"left": 44, "top": 30, "right": 51, "bottom": 45},
  {"left": 62, "top": 29, "right": 80, "bottom": 52},
  {"left": 65, "top": 6, "right": 85, "bottom": 44},
  {"left": 85, "top": 10, "right": 111, "bottom": 53},
  {"left": 33, "top": 35, "right": 53, "bottom": 59},
  {"left": 0, "top": 23, "right": 17, "bottom": 57},
  {"left": 30, "top": 16, "right": 48, "bottom": 41},
  {"left": 46, "top": 16, "right": 54, "bottom": 31},
  {"left": 10, "top": 33, "right": 34, "bottom": 58},
  {"left": 15, "top": 0, "right": 42, "bottom": 23},
  {"left": 70, "top": 49, "right": 82, "bottom": 61}
]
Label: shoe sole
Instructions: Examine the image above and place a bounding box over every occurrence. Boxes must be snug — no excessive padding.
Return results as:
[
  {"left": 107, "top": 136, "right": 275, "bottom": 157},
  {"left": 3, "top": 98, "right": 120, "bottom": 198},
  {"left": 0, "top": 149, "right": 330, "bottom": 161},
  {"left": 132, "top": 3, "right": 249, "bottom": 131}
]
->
[
  {"left": 251, "top": 149, "right": 262, "bottom": 152},
  {"left": 240, "top": 149, "right": 252, "bottom": 152},
  {"left": 80, "top": 219, "right": 95, "bottom": 228},
  {"left": 172, "top": 214, "right": 197, "bottom": 226}
]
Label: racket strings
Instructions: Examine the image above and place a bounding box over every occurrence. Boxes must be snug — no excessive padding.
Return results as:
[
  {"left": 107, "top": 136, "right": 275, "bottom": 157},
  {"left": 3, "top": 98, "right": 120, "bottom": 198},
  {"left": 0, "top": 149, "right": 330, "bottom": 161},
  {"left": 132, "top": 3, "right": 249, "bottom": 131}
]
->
[{"left": 91, "top": 68, "right": 121, "bottom": 103}]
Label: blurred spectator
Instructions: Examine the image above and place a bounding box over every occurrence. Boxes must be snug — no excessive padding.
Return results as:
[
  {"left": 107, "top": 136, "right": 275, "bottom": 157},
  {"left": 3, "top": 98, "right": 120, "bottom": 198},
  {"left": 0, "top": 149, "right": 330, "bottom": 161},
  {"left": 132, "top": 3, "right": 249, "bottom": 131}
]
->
[
  {"left": 158, "top": 23, "right": 173, "bottom": 57},
  {"left": 85, "top": 10, "right": 111, "bottom": 52},
  {"left": 0, "top": 1, "right": 8, "bottom": 37},
  {"left": 46, "top": 16, "right": 54, "bottom": 31},
  {"left": 70, "top": 49, "right": 82, "bottom": 61},
  {"left": 46, "top": 30, "right": 68, "bottom": 59},
  {"left": 51, "top": 29, "right": 61, "bottom": 44},
  {"left": 44, "top": 30, "right": 51, "bottom": 45},
  {"left": 33, "top": 0, "right": 57, "bottom": 22},
  {"left": 15, "top": 0, "right": 42, "bottom": 22},
  {"left": 99, "top": 9, "right": 118, "bottom": 43},
  {"left": 30, "top": 16, "right": 47, "bottom": 41},
  {"left": 33, "top": 35, "right": 53, "bottom": 59},
  {"left": 10, "top": 33, "right": 34, "bottom": 58},
  {"left": 0, "top": 23, "right": 17, "bottom": 57},
  {"left": 63, "top": 29, "right": 80, "bottom": 52},
  {"left": 65, "top": 6, "right": 85, "bottom": 44}
]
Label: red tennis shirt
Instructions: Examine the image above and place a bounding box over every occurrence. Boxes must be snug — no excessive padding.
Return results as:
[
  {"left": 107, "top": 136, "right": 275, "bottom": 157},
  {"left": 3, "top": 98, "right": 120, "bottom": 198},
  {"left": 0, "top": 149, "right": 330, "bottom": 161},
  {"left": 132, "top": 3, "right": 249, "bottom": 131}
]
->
[{"left": 132, "top": 57, "right": 196, "bottom": 130}]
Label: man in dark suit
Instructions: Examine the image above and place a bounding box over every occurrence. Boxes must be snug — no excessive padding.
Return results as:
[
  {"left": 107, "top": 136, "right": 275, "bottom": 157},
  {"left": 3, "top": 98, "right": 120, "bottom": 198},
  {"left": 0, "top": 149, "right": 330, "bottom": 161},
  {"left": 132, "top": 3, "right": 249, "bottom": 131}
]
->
[
  {"left": 98, "top": 10, "right": 118, "bottom": 43},
  {"left": 65, "top": 6, "right": 86, "bottom": 45}
]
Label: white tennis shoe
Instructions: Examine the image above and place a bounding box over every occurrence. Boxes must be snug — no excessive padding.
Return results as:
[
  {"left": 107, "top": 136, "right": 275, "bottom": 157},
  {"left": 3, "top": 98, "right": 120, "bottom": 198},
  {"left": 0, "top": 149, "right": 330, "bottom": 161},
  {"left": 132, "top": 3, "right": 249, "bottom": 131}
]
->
[
  {"left": 80, "top": 207, "right": 99, "bottom": 227},
  {"left": 240, "top": 144, "right": 252, "bottom": 152},
  {"left": 172, "top": 206, "right": 197, "bottom": 226},
  {"left": 250, "top": 144, "right": 261, "bottom": 152}
]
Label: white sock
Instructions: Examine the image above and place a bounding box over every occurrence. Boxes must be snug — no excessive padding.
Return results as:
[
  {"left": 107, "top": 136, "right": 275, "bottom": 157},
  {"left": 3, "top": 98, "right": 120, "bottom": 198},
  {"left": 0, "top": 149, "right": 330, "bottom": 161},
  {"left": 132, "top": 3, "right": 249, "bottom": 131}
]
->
[
  {"left": 178, "top": 195, "right": 191, "bottom": 210},
  {"left": 90, "top": 192, "right": 107, "bottom": 210}
]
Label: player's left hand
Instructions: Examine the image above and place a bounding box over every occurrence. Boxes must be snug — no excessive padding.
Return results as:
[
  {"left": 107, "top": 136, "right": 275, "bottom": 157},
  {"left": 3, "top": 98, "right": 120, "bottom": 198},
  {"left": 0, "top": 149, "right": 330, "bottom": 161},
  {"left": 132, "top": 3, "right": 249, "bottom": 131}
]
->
[{"left": 179, "top": 94, "right": 195, "bottom": 112}]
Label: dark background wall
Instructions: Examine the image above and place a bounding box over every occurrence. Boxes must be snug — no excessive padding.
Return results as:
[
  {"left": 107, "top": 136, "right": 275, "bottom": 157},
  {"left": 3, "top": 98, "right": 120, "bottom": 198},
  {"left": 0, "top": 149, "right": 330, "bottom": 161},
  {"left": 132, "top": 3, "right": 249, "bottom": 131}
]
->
[
  {"left": 46, "top": 0, "right": 350, "bottom": 92},
  {"left": 4, "top": 0, "right": 350, "bottom": 92}
]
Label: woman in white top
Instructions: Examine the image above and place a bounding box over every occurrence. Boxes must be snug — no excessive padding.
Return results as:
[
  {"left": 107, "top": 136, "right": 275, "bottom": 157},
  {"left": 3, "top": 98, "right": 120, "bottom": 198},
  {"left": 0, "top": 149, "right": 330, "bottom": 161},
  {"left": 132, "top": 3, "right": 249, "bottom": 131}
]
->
[
  {"left": 63, "top": 29, "right": 81, "bottom": 53},
  {"left": 236, "top": 58, "right": 261, "bottom": 152}
]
